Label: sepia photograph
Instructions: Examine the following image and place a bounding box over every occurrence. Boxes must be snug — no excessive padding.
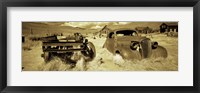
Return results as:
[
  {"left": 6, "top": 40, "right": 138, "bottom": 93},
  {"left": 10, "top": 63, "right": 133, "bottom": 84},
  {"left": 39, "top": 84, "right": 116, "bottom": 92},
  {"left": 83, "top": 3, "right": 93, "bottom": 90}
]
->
[{"left": 22, "top": 22, "right": 178, "bottom": 71}]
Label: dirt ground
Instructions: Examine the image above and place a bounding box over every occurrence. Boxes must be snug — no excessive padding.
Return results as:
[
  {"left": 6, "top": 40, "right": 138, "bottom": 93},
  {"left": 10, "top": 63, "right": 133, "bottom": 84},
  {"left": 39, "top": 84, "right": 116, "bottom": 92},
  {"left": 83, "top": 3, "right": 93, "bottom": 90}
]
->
[{"left": 22, "top": 33, "right": 178, "bottom": 71}]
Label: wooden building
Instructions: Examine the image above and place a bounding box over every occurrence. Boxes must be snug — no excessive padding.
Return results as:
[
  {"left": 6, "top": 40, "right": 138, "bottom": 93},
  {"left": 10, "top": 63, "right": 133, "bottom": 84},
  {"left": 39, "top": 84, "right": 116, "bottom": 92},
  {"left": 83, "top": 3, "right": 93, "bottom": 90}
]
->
[
  {"left": 160, "top": 23, "right": 178, "bottom": 33},
  {"left": 99, "top": 25, "right": 111, "bottom": 37},
  {"left": 135, "top": 27, "right": 152, "bottom": 34}
]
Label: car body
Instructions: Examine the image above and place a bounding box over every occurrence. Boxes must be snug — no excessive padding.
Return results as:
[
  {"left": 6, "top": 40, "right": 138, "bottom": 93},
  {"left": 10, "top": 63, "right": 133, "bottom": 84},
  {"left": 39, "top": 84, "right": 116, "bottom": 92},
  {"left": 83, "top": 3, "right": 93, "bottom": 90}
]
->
[
  {"left": 41, "top": 33, "right": 96, "bottom": 62},
  {"left": 103, "top": 29, "right": 167, "bottom": 60}
]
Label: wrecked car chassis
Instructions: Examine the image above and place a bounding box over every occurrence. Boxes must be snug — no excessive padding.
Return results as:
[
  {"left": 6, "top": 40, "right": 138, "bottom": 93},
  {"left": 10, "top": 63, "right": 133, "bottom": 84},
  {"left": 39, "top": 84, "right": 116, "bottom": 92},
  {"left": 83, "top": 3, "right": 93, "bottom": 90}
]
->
[
  {"left": 42, "top": 42, "right": 86, "bottom": 52},
  {"left": 41, "top": 34, "right": 96, "bottom": 62}
]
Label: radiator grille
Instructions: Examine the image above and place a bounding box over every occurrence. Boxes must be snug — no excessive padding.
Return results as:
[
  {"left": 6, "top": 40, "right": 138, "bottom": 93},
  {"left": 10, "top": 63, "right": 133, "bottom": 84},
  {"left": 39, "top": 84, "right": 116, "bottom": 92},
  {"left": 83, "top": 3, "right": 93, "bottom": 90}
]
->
[{"left": 140, "top": 39, "right": 152, "bottom": 58}]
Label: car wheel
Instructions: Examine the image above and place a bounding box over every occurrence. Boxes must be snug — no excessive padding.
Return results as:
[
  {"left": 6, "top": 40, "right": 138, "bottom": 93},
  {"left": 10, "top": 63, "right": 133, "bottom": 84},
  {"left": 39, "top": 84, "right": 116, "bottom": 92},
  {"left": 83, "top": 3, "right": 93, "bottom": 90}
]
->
[{"left": 81, "top": 42, "right": 96, "bottom": 61}]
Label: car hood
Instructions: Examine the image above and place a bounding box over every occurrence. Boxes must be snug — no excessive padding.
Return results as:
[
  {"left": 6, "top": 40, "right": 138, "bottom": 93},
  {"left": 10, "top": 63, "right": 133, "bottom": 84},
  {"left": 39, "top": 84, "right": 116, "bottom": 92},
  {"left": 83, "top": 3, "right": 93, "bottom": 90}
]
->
[{"left": 116, "top": 36, "right": 147, "bottom": 42}]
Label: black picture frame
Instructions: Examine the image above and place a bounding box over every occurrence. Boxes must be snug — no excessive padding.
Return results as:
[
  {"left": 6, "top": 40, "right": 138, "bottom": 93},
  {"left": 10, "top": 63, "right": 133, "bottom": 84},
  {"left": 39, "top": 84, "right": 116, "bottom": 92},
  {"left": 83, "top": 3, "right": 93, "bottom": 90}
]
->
[{"left": 0, "top": 0, "right": 200, "bottom": 93}]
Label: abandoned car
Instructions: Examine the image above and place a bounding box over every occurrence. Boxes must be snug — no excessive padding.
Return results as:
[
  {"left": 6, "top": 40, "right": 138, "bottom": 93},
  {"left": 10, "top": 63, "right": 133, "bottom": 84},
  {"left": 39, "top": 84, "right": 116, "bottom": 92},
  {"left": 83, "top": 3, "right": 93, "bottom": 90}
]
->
[
  {"left": 103, "top": 29, "right": 168, "bottom": 60},
  {"left": 41, "top": 33, "right": 96, "bottom": 62}
]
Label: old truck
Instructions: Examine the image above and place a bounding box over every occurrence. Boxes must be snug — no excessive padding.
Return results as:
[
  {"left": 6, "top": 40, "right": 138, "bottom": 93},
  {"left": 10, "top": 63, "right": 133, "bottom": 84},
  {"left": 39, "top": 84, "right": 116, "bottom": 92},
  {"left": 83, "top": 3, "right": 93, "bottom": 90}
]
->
[
  {"left": 41, "top": 33, "right": 96, "bottom": 62},
  {"left": 103, "top": 29, "right": 167, "bottom": 60}
]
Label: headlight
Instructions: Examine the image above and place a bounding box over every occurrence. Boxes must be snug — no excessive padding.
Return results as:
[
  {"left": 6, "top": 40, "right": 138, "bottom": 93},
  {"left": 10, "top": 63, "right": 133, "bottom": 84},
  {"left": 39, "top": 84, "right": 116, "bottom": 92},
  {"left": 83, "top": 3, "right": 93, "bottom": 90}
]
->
[
  {"left": 151, "top": 42, "right": 158, "bottom": 49},
  {"left": 84, "top": 39, "right": 88, "bottom": 43},
  {"left": 130, "top": 42, "right": 139, "bottom": 50}
]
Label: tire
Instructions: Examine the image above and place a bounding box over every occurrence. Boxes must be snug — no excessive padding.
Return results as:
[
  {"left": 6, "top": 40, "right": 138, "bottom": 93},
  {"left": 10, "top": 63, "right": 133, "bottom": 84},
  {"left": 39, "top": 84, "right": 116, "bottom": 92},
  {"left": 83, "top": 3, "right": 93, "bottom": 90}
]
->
[
  {"left": 151, "top": 46, "right": 168, "bottom": 58},
  {"left": 44, "top": 52, "right": 51, "bottom": 62},
  {"left": 81, "top": 42, "right": 96, "bottom": 61}
]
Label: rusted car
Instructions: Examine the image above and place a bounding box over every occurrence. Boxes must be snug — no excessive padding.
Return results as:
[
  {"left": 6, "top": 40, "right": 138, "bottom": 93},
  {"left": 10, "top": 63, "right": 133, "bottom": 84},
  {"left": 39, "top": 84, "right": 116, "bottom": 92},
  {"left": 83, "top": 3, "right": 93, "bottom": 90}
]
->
[
  {"left": 41, "top": 33, "right": 96, "bottom": 62},
  {"left": 103, "top": 29, "right": 167, "bottom": 60}
]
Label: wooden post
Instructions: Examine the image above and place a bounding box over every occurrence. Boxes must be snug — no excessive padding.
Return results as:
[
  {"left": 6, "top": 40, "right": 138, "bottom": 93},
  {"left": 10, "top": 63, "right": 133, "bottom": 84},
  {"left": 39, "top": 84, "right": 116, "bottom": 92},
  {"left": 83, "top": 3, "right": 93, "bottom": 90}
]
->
[{"left": 30, "top": 27, "right": 33, "bottom": 35}]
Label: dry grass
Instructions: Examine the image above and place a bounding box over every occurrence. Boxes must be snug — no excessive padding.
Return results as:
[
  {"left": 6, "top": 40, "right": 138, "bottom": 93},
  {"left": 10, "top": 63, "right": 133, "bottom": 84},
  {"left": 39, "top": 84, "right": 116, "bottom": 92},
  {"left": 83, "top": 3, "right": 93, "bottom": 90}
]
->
[
  {"left": 22, "top": 33, "right": 178, "bottom": 71},
  {"left": 22, "top": 22, "right": 178, "bottom": 71},
  {"left": 37, "top": 57, "right": 72, "bottom": 71},
  {"left": 22, "top": 35, "right": 41, "bottom": 51}
]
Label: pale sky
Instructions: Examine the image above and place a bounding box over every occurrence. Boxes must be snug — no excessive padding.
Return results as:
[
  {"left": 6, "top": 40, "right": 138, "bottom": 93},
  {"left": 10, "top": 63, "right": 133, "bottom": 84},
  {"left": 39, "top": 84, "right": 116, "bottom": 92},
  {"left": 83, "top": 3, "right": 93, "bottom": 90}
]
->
[{"left": 61, "top": 22, "right": 131, "bottom": 29}]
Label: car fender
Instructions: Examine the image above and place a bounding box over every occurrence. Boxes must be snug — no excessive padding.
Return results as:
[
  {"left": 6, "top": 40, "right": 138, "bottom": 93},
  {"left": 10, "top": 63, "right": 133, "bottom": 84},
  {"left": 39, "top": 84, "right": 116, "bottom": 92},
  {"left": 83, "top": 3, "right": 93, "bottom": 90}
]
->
[{"left": 117, "top": 48, "right": 142, "bottom": 60}]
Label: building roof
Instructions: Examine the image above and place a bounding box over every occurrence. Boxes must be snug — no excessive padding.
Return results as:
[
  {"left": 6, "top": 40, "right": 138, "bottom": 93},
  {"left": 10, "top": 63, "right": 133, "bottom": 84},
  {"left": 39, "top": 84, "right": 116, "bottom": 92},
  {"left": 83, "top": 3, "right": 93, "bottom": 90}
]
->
[
  {"left": 108, "top": 28, "right": 137, "bottom": 33},
  {"left": 161, "top": 23, "right": 178, "bottom": 27},
  {"left": 100, "top": 25, "right": 111, "bottom": 32}
]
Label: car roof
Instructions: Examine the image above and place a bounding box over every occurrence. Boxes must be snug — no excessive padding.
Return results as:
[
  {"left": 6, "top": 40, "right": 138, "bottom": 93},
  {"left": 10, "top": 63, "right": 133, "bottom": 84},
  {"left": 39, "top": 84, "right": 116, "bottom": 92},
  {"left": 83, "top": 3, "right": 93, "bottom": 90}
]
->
[{"left": 109, "top": 28, "right": 138, "bottom": 33}]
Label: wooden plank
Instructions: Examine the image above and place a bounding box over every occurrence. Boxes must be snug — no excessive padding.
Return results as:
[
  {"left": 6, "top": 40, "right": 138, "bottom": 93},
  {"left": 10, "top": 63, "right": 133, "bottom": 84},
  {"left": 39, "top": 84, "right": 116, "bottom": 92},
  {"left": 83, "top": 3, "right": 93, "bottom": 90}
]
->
[
  {"left": 42, "top": 42, "right": 84, "bottom": 46},
  {"left": 43, "top": 48, "right": 84, "bottom": 52}
]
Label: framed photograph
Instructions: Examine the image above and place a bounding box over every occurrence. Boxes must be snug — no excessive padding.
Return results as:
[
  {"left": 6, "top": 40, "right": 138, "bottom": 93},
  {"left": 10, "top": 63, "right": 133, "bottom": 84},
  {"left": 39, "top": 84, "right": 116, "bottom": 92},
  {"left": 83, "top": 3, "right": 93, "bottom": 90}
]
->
[{"left": 1, "top": 0, "right": 200, "bottom": 93}]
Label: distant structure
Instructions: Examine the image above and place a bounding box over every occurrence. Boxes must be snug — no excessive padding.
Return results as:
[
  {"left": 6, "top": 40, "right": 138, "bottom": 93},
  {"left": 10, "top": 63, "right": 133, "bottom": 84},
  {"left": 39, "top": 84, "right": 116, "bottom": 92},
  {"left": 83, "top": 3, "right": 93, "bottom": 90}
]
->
[
  {"left": 135, "top": 26, "right": 152, "bottom": 34},
  {"left": 30, "top": 27, "right": 33, "bottom": 35},
  {"left": 99, "top": 25, "right": 111, "bottom": 37},
  {"left": 160, "top": 23, "right": 178, "bottom": 33},
  {"left": 22, "top": 35, "right": 25, "bottom": 43}
]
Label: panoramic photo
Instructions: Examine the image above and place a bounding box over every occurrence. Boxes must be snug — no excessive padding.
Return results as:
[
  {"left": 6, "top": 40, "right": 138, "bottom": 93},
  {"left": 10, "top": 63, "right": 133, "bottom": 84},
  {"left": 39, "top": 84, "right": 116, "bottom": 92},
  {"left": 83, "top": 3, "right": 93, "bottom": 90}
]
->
[{"left": 22, "top": 22, "right": 178, "bottom": 71}]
